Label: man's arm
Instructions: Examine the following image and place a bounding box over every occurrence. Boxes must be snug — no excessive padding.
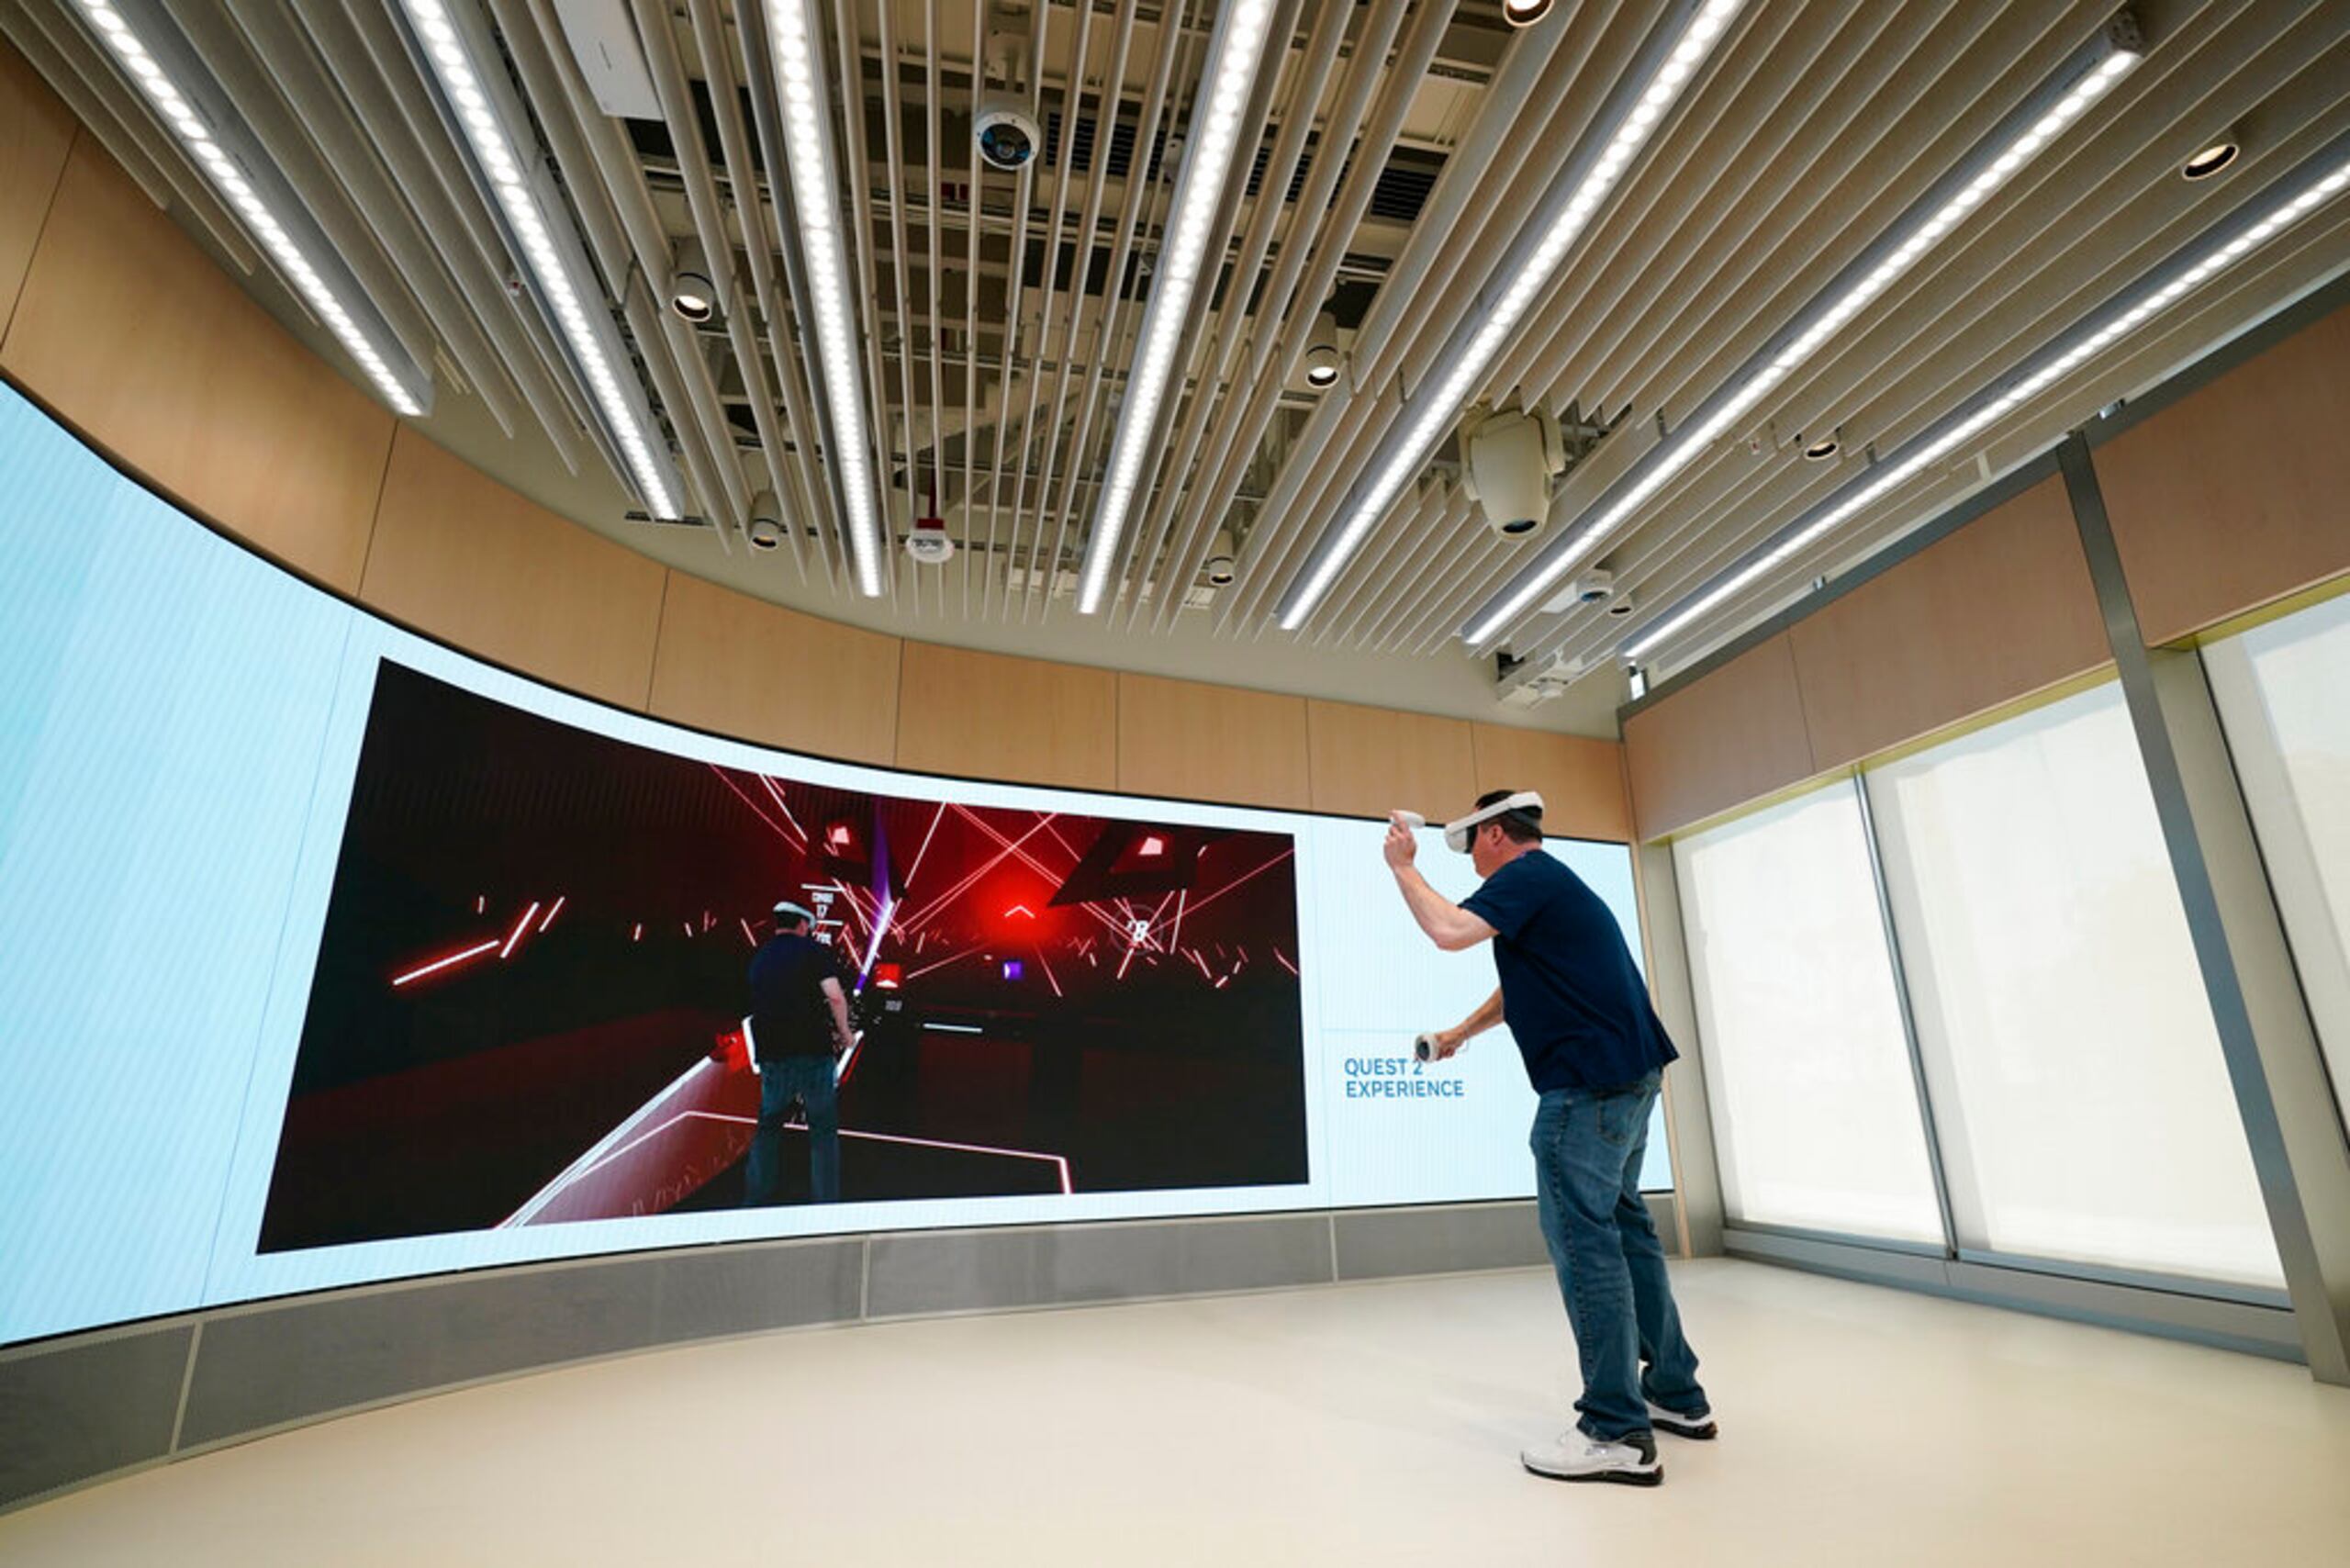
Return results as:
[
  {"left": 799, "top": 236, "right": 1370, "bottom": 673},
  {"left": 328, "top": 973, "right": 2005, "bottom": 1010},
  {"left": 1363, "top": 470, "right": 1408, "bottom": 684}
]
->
[
  {"left": 1428, "top": 987, "right": 1504, "bottom": 1060},
  {"left": 1382, "top": 813, "right": 1496, "bottom": 952},
  {"left": 821, "top": 977, "right": 854, "bottom": 1058}
]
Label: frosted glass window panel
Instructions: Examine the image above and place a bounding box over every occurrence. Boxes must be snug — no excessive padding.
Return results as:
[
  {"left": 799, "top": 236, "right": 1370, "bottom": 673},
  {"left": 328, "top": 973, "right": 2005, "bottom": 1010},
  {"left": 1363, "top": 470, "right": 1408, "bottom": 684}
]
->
[
  {"left": 1673, "top": 781, "right": 1944, "bottom": 1243},
  {"left": 2208, "top": 596, "right": 2350, "bottom": 1136},
  {"left": 1867, "top": 683, "right": 2282, "bottom": 1288}
]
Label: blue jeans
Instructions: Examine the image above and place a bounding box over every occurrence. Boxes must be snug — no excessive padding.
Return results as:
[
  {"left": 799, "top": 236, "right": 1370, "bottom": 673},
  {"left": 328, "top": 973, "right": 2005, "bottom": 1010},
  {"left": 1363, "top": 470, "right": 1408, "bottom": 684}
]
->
[
  {"left": 744, "top": 1056, "right": 840, "bottom": 1205},
  {"left": 1529, "top": 1072, "right": 1705, "bottom": 1440}
]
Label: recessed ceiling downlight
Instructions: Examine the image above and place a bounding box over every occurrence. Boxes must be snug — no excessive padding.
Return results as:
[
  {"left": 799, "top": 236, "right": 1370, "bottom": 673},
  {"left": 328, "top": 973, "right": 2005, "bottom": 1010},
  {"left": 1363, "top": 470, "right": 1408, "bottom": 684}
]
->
[{"left": 2183, "top": 140, "right": 2241, "bottom": 181}]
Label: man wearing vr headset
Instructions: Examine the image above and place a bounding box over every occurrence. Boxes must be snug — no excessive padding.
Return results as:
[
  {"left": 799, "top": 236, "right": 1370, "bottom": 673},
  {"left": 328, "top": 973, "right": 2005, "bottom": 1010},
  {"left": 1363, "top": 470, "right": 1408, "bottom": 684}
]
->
[
  {"left": 743, "top": 900, "right": 856, "bottom": 1205},
  {"left": 1385, "top": 790, "right": 1710, "bottom": 1487}
]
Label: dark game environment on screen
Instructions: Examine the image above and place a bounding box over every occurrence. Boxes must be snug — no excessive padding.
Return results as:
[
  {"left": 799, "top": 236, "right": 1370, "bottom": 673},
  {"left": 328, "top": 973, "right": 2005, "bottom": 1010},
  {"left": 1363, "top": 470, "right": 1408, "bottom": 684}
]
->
[{"left": 257, "top": 662, "right": 1308, "bottom": 1252}]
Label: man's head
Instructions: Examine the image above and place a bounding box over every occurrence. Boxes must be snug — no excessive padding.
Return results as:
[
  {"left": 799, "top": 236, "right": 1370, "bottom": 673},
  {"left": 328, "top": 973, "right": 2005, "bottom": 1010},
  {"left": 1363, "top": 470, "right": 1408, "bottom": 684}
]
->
[
  {"left": 773, "top": 900, "right": 815, "bottom": 937},
  {"left": 1463, "top": 789, "right": 1544, "bottom": 877}
]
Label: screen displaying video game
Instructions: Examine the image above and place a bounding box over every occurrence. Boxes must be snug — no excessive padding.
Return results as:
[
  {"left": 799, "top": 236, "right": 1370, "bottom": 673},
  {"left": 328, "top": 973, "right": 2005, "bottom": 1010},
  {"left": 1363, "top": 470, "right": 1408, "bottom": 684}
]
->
[{"left": 260, "top": 663, "right": 1306, "bottom": 1250}]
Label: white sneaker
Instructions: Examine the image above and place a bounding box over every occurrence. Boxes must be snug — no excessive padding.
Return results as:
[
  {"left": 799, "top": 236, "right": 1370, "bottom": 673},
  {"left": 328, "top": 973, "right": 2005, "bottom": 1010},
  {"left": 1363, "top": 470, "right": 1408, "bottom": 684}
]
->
[
  {"left": 1647, "top": 1401, "right": 1717, "bottom": 1439},
  {"left": 1521, "top": 1428, "right": 1662, "bottom": 1486}
]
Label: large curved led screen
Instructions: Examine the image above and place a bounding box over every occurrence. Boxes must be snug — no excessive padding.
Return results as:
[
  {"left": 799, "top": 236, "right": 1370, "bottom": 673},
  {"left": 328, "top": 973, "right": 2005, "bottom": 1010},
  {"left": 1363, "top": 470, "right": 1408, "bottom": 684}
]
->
[
  {"left": 0, "top": 381, "right": 1659, "bottom": 1349},
  {"left": 265, "top": 662, "right": 1306, "bottom": 1249}
]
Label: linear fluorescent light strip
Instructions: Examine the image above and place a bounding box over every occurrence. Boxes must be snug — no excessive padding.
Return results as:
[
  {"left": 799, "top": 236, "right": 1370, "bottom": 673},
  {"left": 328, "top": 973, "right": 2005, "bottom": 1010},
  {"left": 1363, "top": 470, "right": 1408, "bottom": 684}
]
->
[
  {"left": 1460, "top": 22, "right": 2143, "bottom": 649},
  {"left": 1620, "top": 140, "right": 2350, "bottom": 663},
  {"left": 1272, "top": 0, "right": 1749, "bottom": 631},
  {"left": 397, "top": 0, "right": 678, "bottom": 518},
  {"left": 767, "top": 0, "right": 883, "bottom": 596},
  {"left": 1075, "top": 0, "right": 1278, "bottom": 614},
  {"left": 72, "top": 0, "right": 425, "bottom": 416}
]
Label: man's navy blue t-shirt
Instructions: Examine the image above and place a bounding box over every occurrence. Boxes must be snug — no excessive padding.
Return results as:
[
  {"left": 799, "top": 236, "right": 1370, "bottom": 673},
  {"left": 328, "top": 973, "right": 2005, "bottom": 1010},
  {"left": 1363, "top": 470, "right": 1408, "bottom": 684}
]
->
[
  {"left": 1460, "top": 850, "right": 1676, "bottom": 1093},
  {"left": 746, "top": 933, "right": 844, "bottom": 1060}
]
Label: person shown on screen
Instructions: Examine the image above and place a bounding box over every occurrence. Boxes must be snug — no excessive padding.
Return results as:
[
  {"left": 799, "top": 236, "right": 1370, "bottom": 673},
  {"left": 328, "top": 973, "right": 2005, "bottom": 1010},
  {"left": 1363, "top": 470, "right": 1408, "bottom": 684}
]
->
[
  {"left": 743, "top": 900, "right": 855, "bottom": 1205},
  {"left": 1385, "top": 790, "right": 1711, "bottom": 1488}
]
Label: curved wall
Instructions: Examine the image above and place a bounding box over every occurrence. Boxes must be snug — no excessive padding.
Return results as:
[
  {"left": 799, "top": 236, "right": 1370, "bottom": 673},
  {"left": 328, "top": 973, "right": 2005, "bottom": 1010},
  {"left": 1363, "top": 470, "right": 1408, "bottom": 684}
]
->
[{"left": 0, "top": 53, "right": 1662, "bottom": 1514}]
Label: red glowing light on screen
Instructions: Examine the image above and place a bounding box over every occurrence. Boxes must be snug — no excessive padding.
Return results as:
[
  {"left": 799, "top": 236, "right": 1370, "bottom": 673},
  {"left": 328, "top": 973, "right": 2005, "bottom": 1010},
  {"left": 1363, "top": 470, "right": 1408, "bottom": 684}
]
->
[
  {"left": 391, "top": 937, "right": 500, "bottom": 988},
  {"left": 1138, "top": 834, "right": 1165, "bottom": 858},
  {"left": 1003, "top": 904, "right": 1035, "bottom": 920},
  {"left": 537, "top": 896, "right": 565, "bottom": 934},
  {"left": 740, "top": 917, "right": 759, "bottom": 946},
  {"left": 873, "top": 962, "right": 902, "bottom": 990},
  {"left": 632, "top": 923, "right": 643, "bottom": 943},
  {"left": 828, "top": 823, "right": 854, "bottom": 849},
  {"left": 499, "top": 902, "right": 542, "bottom": 960}
]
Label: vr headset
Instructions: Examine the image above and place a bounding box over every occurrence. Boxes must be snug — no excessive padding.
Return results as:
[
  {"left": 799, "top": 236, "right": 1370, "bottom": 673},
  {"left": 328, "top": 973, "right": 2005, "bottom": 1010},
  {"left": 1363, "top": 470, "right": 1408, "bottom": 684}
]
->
[{"left": 1398, "top": 791, "right": 1547, "bottom": 853}]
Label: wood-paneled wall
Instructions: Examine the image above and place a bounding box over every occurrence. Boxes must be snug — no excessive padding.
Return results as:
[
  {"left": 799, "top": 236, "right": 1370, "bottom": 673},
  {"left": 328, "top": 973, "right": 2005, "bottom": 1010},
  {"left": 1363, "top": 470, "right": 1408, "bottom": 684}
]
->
[
  {"left": 2097, "top": 303, "right": 2350, "bottom": 645},
  {"left": 1621, "top": 474, "right": 2125, "bottom": 840},
  {"left": 361, "top": 429, "right": 666, "bottom": 711},
  {"left": 0, "top": 44, "right": 73, "bottom": 338},
  {"left": 0, "top": 40, "right": 1631, "bottom": 841},
  {"left": 2, "top": 137, "right": 392, "bottom": 593},
  {"left": 892, "top": 643, "right": 1119, "bottom": 791},
  {"left": 1786, "top": 476, "right": 2109, "bottom": 770},
  {"left": 1622, "top": 634, "right": 1817, "bottom": 841},
  {"left": 648, "top": 571, "right": 902, "bottom": 766},
  {"left": 1305, "top": 700, "right": 1480, "bottom": 822},
  {"left": 1469, "top": 723, "right": 1633, "bottom": 844},
  {"left": 1117, "top": 673, "right": 1312, "bottom": 810}
]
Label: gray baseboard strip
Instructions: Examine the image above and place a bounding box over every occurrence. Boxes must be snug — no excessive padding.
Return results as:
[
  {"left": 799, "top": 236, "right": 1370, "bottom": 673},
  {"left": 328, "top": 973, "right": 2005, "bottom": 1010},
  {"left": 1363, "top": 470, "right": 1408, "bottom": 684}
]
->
[
  {"left": 1722, "top": 1226, "right": 2302, "bottom": 1363},
  {"left": 3, "top": 1197, "right": 1630, "bottom": 1516}
]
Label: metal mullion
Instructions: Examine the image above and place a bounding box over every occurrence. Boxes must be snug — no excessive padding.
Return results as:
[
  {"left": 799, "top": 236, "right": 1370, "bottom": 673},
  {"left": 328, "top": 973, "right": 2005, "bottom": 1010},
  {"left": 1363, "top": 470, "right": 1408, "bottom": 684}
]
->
[
  {"left": 2063, "top": 431, "right": 2350, "bottom": 1383},
  {"left": 1850, "top": 767, "right": 1963, "bottom": 1260}
]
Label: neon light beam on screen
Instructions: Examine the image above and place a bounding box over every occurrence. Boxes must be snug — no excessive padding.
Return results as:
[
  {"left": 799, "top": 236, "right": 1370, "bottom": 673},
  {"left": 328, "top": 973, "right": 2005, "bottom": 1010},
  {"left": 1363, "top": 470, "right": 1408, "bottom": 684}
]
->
[
  {"left": 1458, "top": 14, "right": 2146, "bottom": 649},
  {"left": 389, "top": 937, "right": 501, "bottom": 988},
  {"left": 393, "top": 0, "right": 680, "bottom": 517},
  {"left": 1618, "top": 128, "right": 2350, "bottom": 666},
  {"left": 1075, "top": 0, "right": 1281, "bottom": 614},
  {"left": 65, "top": 0, "right": 429, "bottom": 415},
  {"left": 763, "top": 0, "right": 887, "bottom": 595},
  {"left": 1273, "top": 0, "right": 1751, "bottom": 632}
]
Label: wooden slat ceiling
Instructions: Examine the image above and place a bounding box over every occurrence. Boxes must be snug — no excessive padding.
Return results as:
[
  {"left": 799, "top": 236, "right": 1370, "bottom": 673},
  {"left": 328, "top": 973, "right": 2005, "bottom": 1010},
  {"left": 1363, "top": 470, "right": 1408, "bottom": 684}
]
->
[{"left": 11, "top": 0, "right": 2349, "bottom": 708}]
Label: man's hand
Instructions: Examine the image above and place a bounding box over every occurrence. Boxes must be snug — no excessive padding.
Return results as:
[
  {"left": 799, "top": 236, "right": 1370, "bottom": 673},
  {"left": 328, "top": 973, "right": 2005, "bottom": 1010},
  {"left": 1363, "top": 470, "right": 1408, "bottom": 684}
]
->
[
  {"left": 1382, "top": 811, "right": 1418, "bottom": 870},
  {"left": 1429, "top": 1025, "right": 1469, "bottom": 1060}
]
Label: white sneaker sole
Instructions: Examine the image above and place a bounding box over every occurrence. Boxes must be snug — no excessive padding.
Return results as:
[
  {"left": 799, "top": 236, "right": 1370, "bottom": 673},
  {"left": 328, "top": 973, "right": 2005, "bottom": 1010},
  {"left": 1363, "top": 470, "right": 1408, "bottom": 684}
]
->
[
  {"left": 1521, "top": 1455, "right": 1663, "bottom": 1488},
  {"left": 1649, "top": 1410, "right": 1717, "bottom": 1440}
]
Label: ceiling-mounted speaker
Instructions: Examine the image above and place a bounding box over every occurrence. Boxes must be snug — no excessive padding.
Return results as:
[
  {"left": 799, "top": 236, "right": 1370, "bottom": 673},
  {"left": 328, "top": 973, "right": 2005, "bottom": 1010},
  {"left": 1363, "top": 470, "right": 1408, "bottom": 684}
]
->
[{"left": 553, "top": 0, "right": 663, "bottom": 120}]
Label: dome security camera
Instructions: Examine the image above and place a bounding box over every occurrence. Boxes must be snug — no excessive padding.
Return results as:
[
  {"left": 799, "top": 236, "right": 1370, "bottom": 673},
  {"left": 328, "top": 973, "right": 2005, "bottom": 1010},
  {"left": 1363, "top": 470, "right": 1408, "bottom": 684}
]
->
[
  {"left": 1460, "top": 404, "right": 1568, "bottom": 538},
  {"left": 976, "top": 92, "right": 1042, "bottom": 172}
]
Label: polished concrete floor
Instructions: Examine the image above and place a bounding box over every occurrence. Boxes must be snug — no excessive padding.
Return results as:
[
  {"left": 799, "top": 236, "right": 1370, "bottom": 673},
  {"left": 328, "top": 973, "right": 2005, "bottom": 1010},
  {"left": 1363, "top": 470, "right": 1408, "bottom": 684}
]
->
[{"left": 4, "top": 1260, "right": 2346, "bottom": 1566}]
